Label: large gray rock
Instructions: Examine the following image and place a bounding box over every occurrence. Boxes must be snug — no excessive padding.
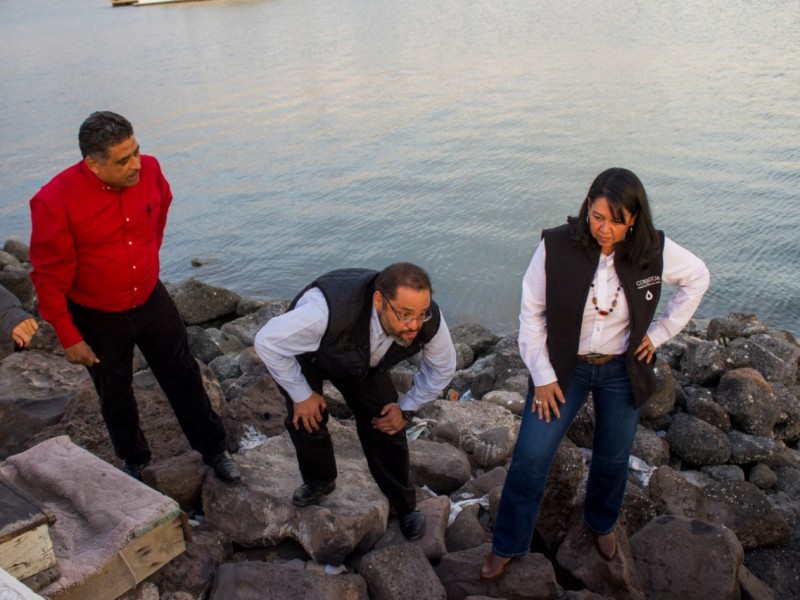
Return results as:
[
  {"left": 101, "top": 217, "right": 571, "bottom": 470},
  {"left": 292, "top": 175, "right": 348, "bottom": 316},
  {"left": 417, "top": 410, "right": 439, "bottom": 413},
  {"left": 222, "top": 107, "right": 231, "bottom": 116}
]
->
[
  {"left": 630, "top": 426, "right": 670, "bottom": 467},
  {"left": 480, "top": 390, "right": 525, "bottom": 417},
  {"left": 640, "top": 359, "right": 675, "bottom": 423},
  {"left": 373, "top": 495, "right": 449, "bottom": 561},
  {"left": 3, "top": 239, "right": 30, "bottom": 263},
  {"left": 492, "top": 335, "right": 527, "bottom": 389},
  {"left": 170, "top": 278, "right": 241, "bottom": 325},
  {"left": 435, "top": 543, "right": 561, "bottom": 600},
  {"left": 536, "top": 439, "right": 586, "bottom": 551},
  {"left": 409, "top": 439, "right": 472, "bottom": 494},
  {"left": 220, "top": 301, "right": 289, "bottom": 346},
  {"left": 424, "top": 399, "right": 518, "bottom": 470},
  {"left": 630, "top": 515, "right": 743, "bottom": 600},
  {"left": 142, "top": 450, "right": 207, "bottom": 512},
  {"left": 209, "top": 562, "right": 368, "bottom": 600},
  {"left": 666, "top": 413, "right": 731, "bottom": 466},
  {"left": 202, "top": 420, "right": 390, "bottom": 565},
  {"left": 683, "top": 339, "right": 728, "bottom": 386},
  {"left": 744, "top": 542, "right": 800, "bottom": 599},
  {"left": 728, "top": 430, "right": 779, "bottom": 464},
  {"left": 728, "top": 333, "right": 800, "bottom": 385},
  {"left": 360, "top": 544, "right": 446, "bottom": 600},
  {"left": 707, "top": 313, "right": 769, "bottom": 340},
  {"left": 448, "top": 323, "right": 500, "bottom": 357},
  {"left": 647, "top": 466, "right": 708, "bottom": 520},
  {"left": 0, "top": 351, "right": 88, "bottom": 458},
  {"left": 221, "top": 366, "right": 288, "bottom": 441},
  {"left": 715, "top": 369, "right": 779, "bottom": 436},
  {"left": 186, "top": 325, "right": 224, "bottom": 364},
  {"left": 774, "top": 465, "right": 800, "bottom": 500},
  {"left": 451, "top": 466, "right": 507, "bottom": 501},
  {"left": 704, "top": 480, "right": 791, "bottom": 548},
  {"left": 772, "top": 383, "right": 800, "bottom": 443},
  {"left": 685, "top": 386, "right": 731, "bottom": 431},
  {"left": 445, "top": 502, "right": 492, "bottom": 552},
  {"left": 556, "top": 517, "right": 644, "bottom": 600}
]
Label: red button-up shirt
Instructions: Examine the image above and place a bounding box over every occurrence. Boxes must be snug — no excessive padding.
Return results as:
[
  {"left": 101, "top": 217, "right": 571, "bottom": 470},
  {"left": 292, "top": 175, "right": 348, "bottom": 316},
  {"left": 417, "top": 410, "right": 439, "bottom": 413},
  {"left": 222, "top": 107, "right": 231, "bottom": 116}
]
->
[{"left": 30, "top": 155, "right": 172, "bottom": 347}]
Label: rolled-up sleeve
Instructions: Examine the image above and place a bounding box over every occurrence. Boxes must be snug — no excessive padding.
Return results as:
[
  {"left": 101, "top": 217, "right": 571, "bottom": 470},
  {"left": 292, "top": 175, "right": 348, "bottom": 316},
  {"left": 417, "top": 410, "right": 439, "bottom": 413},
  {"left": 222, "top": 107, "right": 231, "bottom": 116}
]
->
[
  {"left": 647, "top": 237, "right": 710, "bottom": 347},
  {"left": 518, "top": 240, "right": 558, "bottom": 386},
  {"left": 400, "top": 314, "right": 457, "bottom": 411},
  {"left": 253, "top": 288, "right": 328, "bottom": 403}
]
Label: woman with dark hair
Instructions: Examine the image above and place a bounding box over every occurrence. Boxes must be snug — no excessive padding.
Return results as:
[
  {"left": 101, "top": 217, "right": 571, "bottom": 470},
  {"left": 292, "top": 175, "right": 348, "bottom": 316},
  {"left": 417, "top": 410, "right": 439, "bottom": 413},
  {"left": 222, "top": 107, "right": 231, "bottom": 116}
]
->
[{"left": 480, "top": 168, "right": 709, "bottom": 579}]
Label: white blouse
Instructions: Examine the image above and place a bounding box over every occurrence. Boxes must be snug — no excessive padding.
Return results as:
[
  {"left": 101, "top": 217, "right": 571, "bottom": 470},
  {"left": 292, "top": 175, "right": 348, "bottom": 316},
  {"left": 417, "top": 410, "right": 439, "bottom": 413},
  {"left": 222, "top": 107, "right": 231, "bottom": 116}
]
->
[{"left": 518, "top": 237, "right": 710, "bottom": 386}]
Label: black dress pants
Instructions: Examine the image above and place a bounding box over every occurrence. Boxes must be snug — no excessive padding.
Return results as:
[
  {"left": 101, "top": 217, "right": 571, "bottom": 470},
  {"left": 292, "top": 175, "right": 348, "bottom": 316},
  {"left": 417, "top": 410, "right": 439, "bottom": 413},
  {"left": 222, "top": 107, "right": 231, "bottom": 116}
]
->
[
  {"left": 69, "top": 281, "right": 226, "bottom": 465},
  {"left": 280, "top": 358, "right": 415, "bottom": 515}
]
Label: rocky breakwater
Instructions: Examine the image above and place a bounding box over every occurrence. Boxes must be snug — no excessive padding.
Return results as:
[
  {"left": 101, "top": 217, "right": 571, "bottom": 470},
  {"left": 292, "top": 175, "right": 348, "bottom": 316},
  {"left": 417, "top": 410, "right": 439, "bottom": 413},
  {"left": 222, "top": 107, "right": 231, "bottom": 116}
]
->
[{"left": 1, "top": 242, "right": 799, "bottom": 599}]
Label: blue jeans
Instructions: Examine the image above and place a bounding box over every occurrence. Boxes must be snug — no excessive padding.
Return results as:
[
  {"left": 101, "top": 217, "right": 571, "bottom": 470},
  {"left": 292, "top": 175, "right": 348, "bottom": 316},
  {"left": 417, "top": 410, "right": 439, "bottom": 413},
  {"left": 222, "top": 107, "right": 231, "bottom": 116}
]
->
[{"left": 492, "top": 357, "right": 642, "bottom": 557}]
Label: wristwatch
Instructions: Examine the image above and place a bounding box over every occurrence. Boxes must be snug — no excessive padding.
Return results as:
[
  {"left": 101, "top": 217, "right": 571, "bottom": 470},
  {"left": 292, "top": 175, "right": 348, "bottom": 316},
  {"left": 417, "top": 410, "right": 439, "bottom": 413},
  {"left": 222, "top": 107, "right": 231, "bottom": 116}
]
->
[{"left": 401, "top": 409, "right": 416, "bottom": 422}]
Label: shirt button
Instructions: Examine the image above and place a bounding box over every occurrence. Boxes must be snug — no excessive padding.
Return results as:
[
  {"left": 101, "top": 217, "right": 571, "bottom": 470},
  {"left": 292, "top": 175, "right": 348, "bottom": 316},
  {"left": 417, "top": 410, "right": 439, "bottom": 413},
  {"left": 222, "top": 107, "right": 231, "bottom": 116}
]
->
[
  {"left": 126, "top": 218, "right": 130, "bottom": 222},
  {"left": 128, "top": 241, "right": 132, "bottom": 245},
  {"left": 134, "top": 287, "right": 138, "bottom": 291},
  {"left": 132, "top": 265, "right": 136, "bottom": 270}
]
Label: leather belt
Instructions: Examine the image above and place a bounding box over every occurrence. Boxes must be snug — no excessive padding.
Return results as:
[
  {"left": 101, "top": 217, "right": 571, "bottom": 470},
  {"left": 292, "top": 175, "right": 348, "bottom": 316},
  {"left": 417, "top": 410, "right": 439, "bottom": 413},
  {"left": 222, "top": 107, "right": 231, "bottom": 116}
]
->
[{"left": 577, "top": 353, "right": 618, "bottom": 365}]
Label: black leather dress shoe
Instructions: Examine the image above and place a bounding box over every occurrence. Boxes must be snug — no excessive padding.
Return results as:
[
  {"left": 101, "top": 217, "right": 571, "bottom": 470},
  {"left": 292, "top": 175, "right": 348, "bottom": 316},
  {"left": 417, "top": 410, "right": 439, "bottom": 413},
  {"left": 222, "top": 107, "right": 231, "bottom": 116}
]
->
[
  {"left": 292, "top": 481, "right": 336, "bottom": 507},
  {"left": 122, "top": 462, "right": 146, "bottom": 481},
  {"left": 399, "top": 510, "right": 426, "bottom": 540},
  {"left": 205, "top": 451, "right": 241, "bottom": 482}
]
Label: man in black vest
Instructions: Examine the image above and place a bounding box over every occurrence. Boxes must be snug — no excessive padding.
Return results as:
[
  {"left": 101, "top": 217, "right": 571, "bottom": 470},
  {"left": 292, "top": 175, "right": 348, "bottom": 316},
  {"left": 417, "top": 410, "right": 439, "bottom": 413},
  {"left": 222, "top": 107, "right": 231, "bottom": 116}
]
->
[{"left": 255, "top": 263, "right": 456, "bottom": 540}]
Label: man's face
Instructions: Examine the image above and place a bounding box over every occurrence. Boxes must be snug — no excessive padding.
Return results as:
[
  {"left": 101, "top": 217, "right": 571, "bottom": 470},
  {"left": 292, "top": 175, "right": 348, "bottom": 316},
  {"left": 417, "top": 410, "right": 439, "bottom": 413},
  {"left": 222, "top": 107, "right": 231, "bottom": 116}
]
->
[
  {"left": 373, "top": 285, "right": 432, "bottom": 347},
  {"left": 85, "top": 136, "right": 141, "bottom": 189}
]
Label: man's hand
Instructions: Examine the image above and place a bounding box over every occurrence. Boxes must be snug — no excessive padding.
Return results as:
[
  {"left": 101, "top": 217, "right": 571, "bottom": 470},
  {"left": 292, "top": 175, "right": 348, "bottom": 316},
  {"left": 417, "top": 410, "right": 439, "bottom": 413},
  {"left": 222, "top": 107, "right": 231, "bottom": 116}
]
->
[
  {"left": 371, "top": 402, "right": 407, "bottom": 435},
  {"left": 293, "top": 392, "right": 327, "bottom": 433},
  {"left": 64, "top": 341, "right": 100, "bottom": 366},
  {"left": 11, "top": 318, "right": 38, "bottom": 348}
]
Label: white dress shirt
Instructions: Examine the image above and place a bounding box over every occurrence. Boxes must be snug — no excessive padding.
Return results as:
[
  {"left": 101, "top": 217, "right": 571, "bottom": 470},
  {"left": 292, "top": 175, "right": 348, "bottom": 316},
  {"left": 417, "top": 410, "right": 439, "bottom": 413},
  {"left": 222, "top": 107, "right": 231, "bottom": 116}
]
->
[
  {"left": 519, "top": 237, "right": 710, "bottom": 386},
  {"left": 254, "top": 287, "right": 457, "bottom": 411}
]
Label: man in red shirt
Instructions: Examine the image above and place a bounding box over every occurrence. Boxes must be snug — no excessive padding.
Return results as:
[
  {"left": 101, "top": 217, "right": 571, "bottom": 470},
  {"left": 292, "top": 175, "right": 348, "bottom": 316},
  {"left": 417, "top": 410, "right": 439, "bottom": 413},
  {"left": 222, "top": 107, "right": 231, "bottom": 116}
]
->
[{"left": 29, "top": 111, "right": 240, "bottom": 482}]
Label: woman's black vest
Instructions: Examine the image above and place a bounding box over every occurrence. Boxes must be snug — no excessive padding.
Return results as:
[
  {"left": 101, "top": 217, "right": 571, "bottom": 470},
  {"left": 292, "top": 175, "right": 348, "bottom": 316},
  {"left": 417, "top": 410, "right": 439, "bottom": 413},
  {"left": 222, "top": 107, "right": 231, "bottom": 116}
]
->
[
  {"left": 541, "top": 223, "right": 664, "bottom": 407},
  {"left": 288, "top": 268, "right": 441, "bottom": 380}
]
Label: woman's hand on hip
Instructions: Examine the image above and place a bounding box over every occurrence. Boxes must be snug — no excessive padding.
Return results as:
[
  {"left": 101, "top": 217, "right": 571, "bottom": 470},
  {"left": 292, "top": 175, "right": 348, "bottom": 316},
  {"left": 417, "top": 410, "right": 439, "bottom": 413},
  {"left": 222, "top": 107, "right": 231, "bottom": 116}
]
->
[
  {"left": 635, "top": 335, "right": 656, "bottom": 364},
  {"left": 533, "top": 382, "right": 565, "bottom": 423}
]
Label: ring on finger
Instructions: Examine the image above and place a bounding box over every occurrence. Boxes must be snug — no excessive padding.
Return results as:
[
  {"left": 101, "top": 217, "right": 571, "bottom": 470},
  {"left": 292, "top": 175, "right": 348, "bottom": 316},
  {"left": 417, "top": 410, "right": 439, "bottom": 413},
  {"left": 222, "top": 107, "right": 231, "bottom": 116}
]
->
[{"left": 535, "top": 399, "right": 542, "bottom": 406}]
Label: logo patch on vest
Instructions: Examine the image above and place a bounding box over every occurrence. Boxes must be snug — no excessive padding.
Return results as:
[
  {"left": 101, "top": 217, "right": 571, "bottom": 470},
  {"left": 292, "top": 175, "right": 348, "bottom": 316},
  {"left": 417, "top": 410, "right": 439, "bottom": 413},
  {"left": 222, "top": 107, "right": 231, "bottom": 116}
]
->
[{"left": 636, "top": 276, "right": 661, "bottom": 289}]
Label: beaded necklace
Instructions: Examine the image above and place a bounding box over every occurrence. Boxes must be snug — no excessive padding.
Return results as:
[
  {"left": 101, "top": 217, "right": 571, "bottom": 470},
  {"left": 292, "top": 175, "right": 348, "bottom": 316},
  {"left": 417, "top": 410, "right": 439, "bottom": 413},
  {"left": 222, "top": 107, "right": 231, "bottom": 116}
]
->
[{"left": 590, "top": 283, "right": 621, "bottom": 316}]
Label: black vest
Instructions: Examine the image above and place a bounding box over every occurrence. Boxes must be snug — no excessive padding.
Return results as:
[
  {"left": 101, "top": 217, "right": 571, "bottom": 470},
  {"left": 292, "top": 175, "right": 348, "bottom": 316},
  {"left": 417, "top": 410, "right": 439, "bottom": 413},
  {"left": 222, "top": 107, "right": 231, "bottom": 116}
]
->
[
  {"left": 541, "top": 222, "right": 664, "bottom": 407},
  {"left": 289, "top": 268, "right": 441, "bottom": 380}
]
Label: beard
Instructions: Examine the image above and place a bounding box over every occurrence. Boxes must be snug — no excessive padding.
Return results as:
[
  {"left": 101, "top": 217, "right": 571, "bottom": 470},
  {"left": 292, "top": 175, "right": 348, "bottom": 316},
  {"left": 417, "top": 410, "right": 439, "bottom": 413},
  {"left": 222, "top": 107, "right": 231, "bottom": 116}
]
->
[{"left": 378, "top": 309, "right": 415, "bottom": 347}]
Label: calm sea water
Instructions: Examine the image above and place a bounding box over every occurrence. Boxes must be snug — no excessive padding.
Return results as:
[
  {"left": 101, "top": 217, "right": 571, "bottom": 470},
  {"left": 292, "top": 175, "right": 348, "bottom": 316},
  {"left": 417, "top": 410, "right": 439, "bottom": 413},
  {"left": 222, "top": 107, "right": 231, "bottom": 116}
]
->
[{"left": 1, "top": 0, "right": 798, "bottom": 334}]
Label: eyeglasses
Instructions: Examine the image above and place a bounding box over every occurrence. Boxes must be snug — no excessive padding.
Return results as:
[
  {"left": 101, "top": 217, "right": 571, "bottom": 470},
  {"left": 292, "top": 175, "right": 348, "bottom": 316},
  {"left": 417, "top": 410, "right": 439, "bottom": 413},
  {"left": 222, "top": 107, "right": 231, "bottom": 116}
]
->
[{"left": 380, "top": 292, "right": 433, "bottom": 323}]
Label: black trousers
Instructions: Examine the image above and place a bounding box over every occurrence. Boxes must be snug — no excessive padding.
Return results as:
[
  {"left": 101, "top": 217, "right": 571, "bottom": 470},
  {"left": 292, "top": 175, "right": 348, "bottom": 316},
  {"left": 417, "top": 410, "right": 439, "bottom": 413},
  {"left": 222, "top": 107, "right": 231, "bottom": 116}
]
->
[
  {"left": 280, "top": 359, "right": 415, "bottom": 515},
  {"left": 69, "top": 281, "right": 226, "bottom": 465}
]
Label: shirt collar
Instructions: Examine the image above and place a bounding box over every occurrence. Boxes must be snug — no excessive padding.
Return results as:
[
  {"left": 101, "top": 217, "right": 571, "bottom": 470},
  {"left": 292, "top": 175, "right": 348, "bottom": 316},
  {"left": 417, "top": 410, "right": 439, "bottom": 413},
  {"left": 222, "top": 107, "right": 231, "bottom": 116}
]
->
[{"left": 370, "top": 306, "right": 388, "bottom": 343}]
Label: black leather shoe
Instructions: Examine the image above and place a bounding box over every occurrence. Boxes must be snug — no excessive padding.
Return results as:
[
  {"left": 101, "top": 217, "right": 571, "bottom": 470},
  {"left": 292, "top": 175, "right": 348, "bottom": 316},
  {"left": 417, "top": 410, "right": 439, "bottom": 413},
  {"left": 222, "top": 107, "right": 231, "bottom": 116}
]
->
[
  {"left": 205, "top": 451, "right": 241, "bottom": 482},
  {"left": 399, "top": 510, "right": 426, "bottom": 540},
  {"left": 122, "top": 462, "right": 146, "bottom": 481},
  {"left": 292, "top": 481, "right": 336, "bottom": 507}
]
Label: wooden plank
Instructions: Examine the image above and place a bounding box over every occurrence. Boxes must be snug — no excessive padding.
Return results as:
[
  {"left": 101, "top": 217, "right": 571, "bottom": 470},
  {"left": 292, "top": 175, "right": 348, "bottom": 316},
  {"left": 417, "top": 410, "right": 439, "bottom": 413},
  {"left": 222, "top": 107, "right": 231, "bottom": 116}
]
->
[
  {"left": 49, "top": 514, "right": 185, "bottom": 600},
  {"left": 1, "top": 566, "right": 46, "bottom": 600},
  {"left": 0, "top": 522, "right": 56, "bottom": 581}
]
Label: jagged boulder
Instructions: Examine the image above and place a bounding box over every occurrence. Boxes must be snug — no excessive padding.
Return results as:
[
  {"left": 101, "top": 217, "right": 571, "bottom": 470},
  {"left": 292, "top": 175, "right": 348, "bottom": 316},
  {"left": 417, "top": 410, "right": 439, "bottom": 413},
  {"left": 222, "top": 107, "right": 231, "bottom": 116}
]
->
[
  {"left": 423, "top": 399, "right": 517, "bottom": 470},
  {"left": 630, "top": 515, "right": 744, "bottom": 600},
  {"left": 202, "top": 420, "right": 390, "bottom": 565},
  {"left": 170, "top": 278, "right": 241, "bottom": 325}
]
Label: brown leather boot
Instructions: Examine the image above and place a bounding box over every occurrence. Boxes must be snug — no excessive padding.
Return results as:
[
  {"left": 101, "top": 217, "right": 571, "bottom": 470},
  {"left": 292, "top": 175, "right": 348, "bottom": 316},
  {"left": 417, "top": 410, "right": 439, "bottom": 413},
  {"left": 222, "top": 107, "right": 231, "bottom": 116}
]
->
[
  {"left": 591, "top": 530, "right": 617, "bottom": 561},
  {"left": 479, "top": 551, "right": 512, "bottom": 581}
]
